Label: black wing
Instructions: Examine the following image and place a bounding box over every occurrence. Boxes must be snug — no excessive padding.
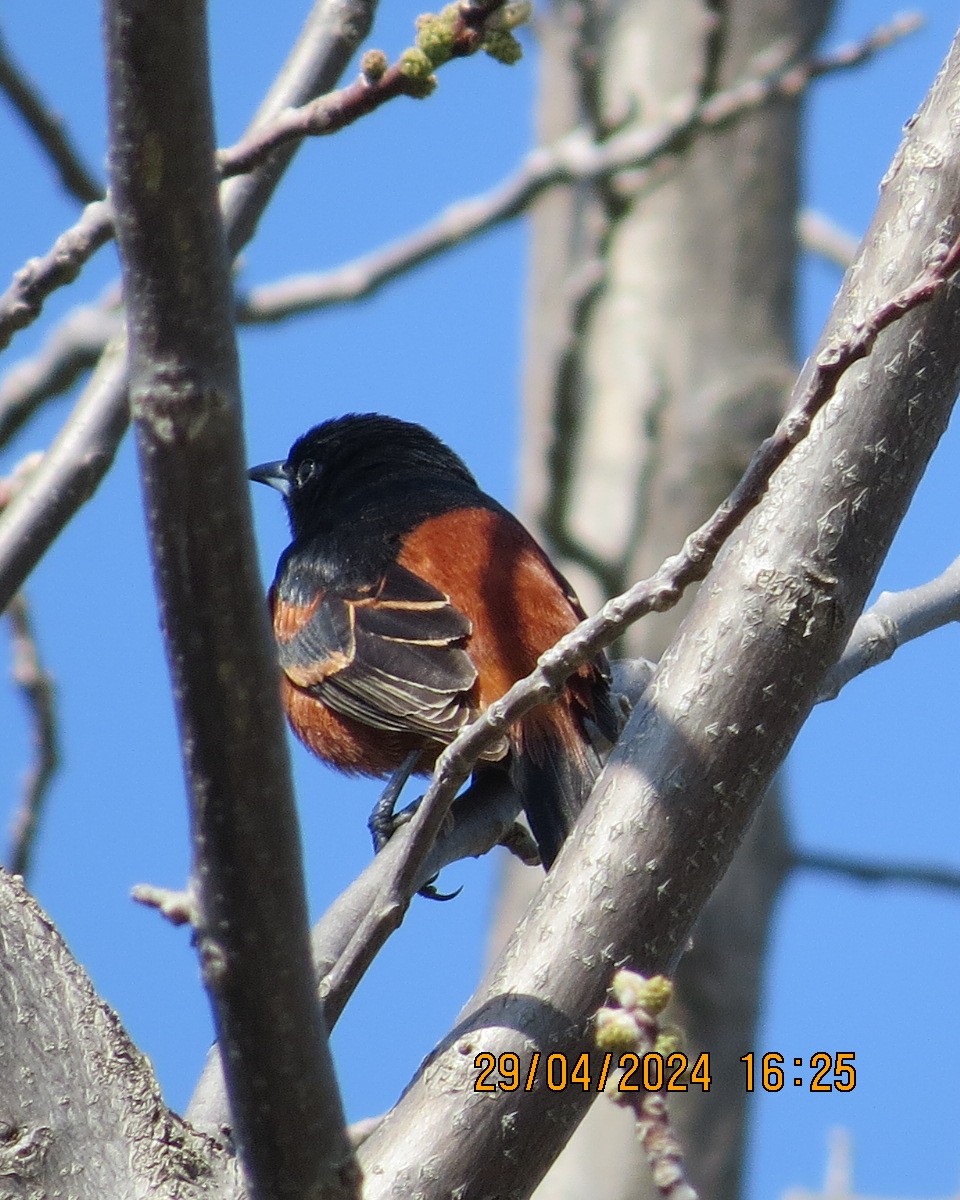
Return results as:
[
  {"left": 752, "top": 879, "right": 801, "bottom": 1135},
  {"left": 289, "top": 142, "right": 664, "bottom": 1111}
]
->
[{"left": 277, "top": 561, "right": 478, "bottom": 743}]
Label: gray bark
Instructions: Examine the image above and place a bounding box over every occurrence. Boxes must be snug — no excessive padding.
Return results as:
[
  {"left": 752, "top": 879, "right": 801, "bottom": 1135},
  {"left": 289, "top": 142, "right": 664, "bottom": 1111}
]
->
[
  {"left": 357, "top": 26, "right": 960, "bottom": 1196},
  {"left": 0, "top": 872, "right": 243, "bottom": 1199},
  {"left": 516, "top": 2, "right": 831, "bottom": 1196}
]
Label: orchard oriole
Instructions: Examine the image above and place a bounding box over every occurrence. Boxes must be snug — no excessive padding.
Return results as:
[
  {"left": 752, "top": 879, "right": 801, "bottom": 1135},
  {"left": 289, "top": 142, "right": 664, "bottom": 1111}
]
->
[{"left": 250, "top": 413, "right": 618, "bottom": 870}]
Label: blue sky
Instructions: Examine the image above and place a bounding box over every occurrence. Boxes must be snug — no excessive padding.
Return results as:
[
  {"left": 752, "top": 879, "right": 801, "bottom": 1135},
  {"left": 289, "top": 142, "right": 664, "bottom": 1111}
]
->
[{"left": 1, "top": 2, "right": 958, "bottom": 1196}]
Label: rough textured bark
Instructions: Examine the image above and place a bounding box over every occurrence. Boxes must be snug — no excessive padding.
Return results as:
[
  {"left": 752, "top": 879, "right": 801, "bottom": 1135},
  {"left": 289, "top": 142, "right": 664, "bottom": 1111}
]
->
[
  {"left": 0, "top": 872, "right": 243, "bottom": 1199},
  {"left": 516, "top": 1, "right": 831, "bottom": 1197}
]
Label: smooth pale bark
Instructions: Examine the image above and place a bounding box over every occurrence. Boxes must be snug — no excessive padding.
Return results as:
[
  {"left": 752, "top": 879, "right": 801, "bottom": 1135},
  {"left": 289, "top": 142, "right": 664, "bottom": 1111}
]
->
[{"left": 358, "top": 26, "right": 960, "bottom": 1196}]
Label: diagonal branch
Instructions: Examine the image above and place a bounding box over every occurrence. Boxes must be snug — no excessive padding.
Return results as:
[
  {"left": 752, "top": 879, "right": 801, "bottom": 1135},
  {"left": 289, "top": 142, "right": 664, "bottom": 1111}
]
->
[
  {"left": 217, "top": 0, "right": 518, "bottom": 179},
  {"left": 356, "top": 27, "right": 960, "bottom": 1189},
  {"left": 321, "top": 223, "right": 960, "bottom": 1019},
  {"left": 0, "top": 0, "right": 518, "bottom": 358},
  {"left": 0, "top": 29, "right": 104, "bottom": 204},
  {"left": 0, "top": 201, "right": 114, "bottom": 354},
  {"left": 0, "top": 293, "right": 123, "bottom": 449}
]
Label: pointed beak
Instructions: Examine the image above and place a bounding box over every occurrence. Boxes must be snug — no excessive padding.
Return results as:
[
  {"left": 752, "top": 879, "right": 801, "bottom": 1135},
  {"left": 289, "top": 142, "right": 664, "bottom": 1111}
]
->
[{"left": 248, "top": 459, "right": 292, "bottom": 497}]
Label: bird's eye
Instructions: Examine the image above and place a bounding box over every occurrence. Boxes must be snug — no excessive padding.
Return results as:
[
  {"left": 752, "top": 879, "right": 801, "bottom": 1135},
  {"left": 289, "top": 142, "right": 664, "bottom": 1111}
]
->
[{"left": 295, "top": 459, "right": 316, "bottom": 488}]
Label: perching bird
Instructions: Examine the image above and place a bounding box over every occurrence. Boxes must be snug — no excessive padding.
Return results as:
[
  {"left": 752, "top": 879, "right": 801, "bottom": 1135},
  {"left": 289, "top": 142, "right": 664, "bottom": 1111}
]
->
[{"left": 250, "top": 413, "right": 618, "bottom": 870}]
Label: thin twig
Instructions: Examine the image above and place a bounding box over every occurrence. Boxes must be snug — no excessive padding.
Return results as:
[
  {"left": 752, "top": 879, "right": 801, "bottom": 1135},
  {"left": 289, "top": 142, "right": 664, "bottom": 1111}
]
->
[
  {"left": 5, "top": 594, "right": 59, "bottom": 879},
  {"left": 793, "top": 849, "right": 960, "bottom": 893},
  {"left": 320, "top": 223, "right": 960, "bottom": 1019},
  {"left": 0, "top": 13, "right": 918, "bottom": 366},
  {"left": 0, "top": 29, "right": 104, "bottom": 204},
  {"left": 0, "top": 200, "right": 114, "bottom": 353},
  {"left": 217, "top": 0, "right": 515, "bottom": 179},
  {"left": 0, "top": 296, "right": 123, "bottom": 450},
  {"left": 187, "top": 768, "right": 527, "bottom": 1132},
  {"left": 0, "top": 0, "right": 380, "bottom": 616},
  {"left": 0, "top": 0, "right": 515, "bottom": 359},
  {"left": 237, "top": 13, "right": 920, "bottom": 323},
  {"left": 130, "top": 883, "right": 198, "bottom": 925},
  {"left": 1, "top": 455, "right": 59, "bottom": 881},
  {"left": 597, "top": 973, "right": 697, "bottom": 1200},
  {"left": 799, "top": 208, "right": 859, "bottom": 271}
]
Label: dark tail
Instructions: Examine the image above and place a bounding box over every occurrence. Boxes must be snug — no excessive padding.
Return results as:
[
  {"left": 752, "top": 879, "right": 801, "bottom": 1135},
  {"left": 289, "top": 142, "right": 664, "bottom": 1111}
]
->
[{"left": 509, "top": 713, "right": 610, "bottom": 869}]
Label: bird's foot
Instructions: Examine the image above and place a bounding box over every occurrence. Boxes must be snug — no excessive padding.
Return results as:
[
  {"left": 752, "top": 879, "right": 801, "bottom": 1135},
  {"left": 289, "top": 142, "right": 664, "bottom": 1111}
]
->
[{"left": 368, "top": 750, "right": 421, "bottom": 853}]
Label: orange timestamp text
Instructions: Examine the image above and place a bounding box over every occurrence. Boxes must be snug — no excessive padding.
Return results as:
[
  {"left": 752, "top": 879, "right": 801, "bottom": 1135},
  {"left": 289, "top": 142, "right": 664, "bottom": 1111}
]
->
[{"left": 473, "top": 1051, "right": 713, "bottom": 1094}]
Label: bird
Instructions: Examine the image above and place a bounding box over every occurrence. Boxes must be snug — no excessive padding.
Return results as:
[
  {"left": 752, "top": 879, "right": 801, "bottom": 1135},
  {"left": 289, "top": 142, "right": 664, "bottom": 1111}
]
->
[{"left": 249, "top": 413, "right": 619, "bottom": 872}]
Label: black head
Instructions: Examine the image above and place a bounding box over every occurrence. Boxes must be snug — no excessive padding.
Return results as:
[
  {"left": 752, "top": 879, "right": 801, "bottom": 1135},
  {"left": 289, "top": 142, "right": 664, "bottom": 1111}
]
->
[{"left": 249, "top": 413, "right": 480, "bottom": 540}]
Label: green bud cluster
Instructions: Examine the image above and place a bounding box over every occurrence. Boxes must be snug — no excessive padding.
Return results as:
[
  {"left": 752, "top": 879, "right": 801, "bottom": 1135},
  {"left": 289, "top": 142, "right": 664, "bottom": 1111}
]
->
[
  {"left": 481, "top": 30, "right": 523, "bottom": 65},
  {"left": 415, "top": 5, "right": 461, "bottom": 68},
  {"left": 398, "top": 48, "right": 438, "bottom": 97},
  {"left": 360, "top": 49, "right": 389, "bottom": 82}
]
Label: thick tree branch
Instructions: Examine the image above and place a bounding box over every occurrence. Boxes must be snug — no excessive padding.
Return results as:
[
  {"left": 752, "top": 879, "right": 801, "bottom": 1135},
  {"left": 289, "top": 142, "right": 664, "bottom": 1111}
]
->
[
  {"left": 104, "top": 1, "right": 355, "bottom": 1197},
  {"left": 0, "top": 29, "right": 104, "bottom": 204},
  {"left": 319, "top": 221, "right": 960, "bottom": 1018},
  {"left": 0, "top": 0, "right": 377, "bottom": 614},
  {"left": 0, "top": 873, "right": 243, "bottom": 1199},
  {"left": 354, "top": 30, "right": 960, "bottom": 1193}
]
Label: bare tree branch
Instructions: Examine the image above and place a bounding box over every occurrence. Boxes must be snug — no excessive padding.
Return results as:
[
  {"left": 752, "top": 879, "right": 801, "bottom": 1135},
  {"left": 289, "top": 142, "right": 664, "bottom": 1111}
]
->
[
  {"left": 0, "top": 12, "right": 918, "bottom": 373},
  {"left": 0, "top": 455, "right": 57, "bottom": 880},
  {"left": 320, "top": 222, "right": 960, "bottom": 1021},
  {"left": 4, "top": 592, "right": 58, "bottom": 881},
  {"left": 0, "top": 873, "right": 244, "bottom": 1199},
  {"left": 0, "top": 295, "right": 122, "bottom": 449},
  {"left": 0, "top": 28, "right": 104, "bottom": 204},
  {"left": 236, "top": 14, "right": 919, "bottom": 325},
  {"left": 0, "top": 0, "right": 518, "bottom": 359},
  {"left": 614, "top": 553, "right": 960, "bottom": 712},
  {"left": 356, "top": 26, "right": 960, "bottom": 1188},
  {"left": 792, "top": 849, "right": 960, "bottom": 892},
  {"left": 0, "top": 0, "right": 378, "bottom": 615},
  {"left": 818, "top": 553, "right": 960, "bottom": 700},
  {"left": 799, "top": 208, "right": 859, "bottom": 270},
  {"left": 0, "top": 200, "right": 114, "bottom": 353},
  {"left": 186, "top": 771, "right": 527, "bottom": 1132},
  {"left": 217, "top": 0, "right": 519, "bottom": 179},
  {"left": 105, "top": 0, "right": 358, "bottom": 1195},
  {"left": 0, "top": 335, "right": 130, "bottom": 615}
]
